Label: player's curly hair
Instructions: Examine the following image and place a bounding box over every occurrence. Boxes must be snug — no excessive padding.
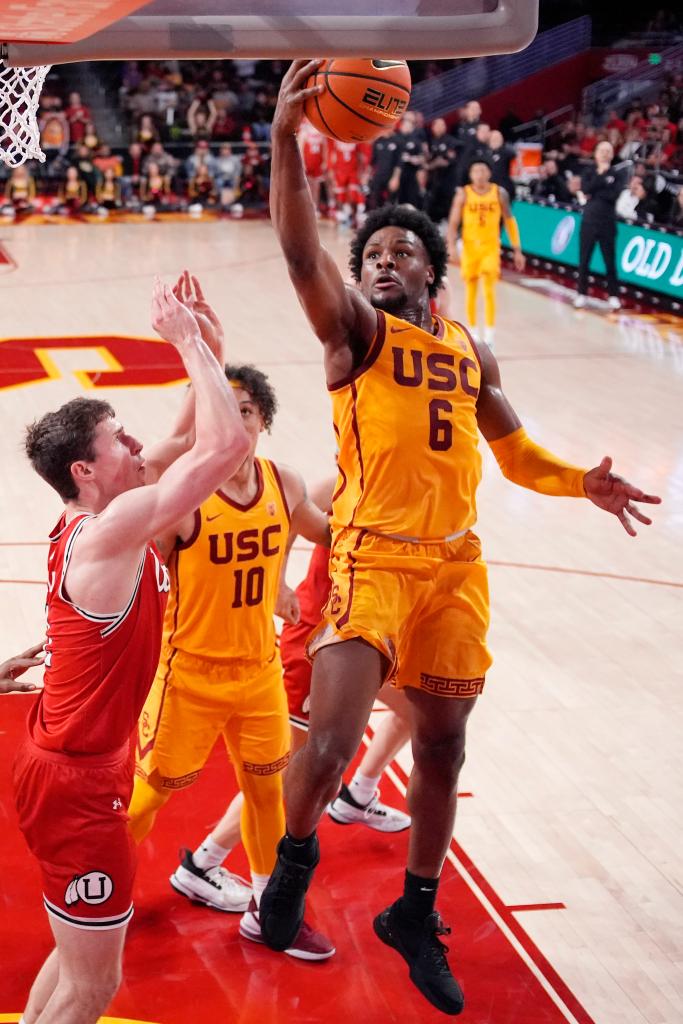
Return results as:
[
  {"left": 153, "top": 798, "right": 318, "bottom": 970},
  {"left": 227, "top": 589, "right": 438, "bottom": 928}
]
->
[
  {"left": 225, "top": 364, "right": 277, "bottom": 432},
  {"left": 349, "top": 205, "right": 448, "bottom": 298}
]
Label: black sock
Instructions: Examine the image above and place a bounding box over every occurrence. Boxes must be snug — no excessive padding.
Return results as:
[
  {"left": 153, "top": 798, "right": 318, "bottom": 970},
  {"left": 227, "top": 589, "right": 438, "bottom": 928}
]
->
[
  {"left": 400, "top": 869, "right": 439, "bottom": 924},
  {"left": 282, "top": 830, "right": 318, "bottom": 866}
]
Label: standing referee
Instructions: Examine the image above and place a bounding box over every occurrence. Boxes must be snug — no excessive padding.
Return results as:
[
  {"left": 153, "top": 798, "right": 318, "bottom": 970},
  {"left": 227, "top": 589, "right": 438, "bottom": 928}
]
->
[{"left": 572, "top": 141, "right": 624, "bottom": 309}]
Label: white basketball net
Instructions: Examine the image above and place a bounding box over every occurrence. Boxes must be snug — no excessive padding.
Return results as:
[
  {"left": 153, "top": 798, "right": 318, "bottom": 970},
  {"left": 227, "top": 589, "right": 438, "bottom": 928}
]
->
[{"left": 0, "top": 62, "right": 51, "bottom": 167}]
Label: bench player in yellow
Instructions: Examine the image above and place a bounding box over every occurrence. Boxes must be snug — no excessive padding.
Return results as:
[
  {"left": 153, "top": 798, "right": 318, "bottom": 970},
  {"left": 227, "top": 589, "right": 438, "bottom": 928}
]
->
[
  {"left": 128, "top": 283, "right": 333, "bottom": 960},
  {"left": 447, "top": 158, "right": 525, "bottom": 350},
  {"left": 258, "top": 60, "right": 661, "bottom": 1015}
]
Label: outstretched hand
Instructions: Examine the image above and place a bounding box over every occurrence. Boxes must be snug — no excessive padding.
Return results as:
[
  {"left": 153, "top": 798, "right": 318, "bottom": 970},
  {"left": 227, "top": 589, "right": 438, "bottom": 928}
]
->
[
  {"left": 172, "top": 270, "right": 224, "bottom": 361},
  {"left": 151, "top": 276, "right": 201, "bottom": 349},
  {"left": 272, "top": 59, "right": 324, "bottom": 137},
  {"left": 0, "top": 642, "right": 45, "bottom": 694},
  {"left": 583, "top": 457, "right": 661, "bottom": 536}
]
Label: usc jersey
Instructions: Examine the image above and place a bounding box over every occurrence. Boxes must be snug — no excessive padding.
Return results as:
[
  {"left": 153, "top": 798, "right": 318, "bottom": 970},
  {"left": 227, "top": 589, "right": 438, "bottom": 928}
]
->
[
  {"left": 163, "top": 458, "right": 290, "bottom": 662},
  {"left": 330, "top": 311, "right": 482, "bottom": 542},
  {"left": 462, "top": 183, "right": 502, "bottom": 249}
]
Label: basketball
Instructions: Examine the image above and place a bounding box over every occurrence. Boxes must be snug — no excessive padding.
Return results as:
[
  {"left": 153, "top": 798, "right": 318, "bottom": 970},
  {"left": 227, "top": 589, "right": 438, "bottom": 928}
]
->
[{"left": 304, "top": 58, "right": 412, "bottom": 144}]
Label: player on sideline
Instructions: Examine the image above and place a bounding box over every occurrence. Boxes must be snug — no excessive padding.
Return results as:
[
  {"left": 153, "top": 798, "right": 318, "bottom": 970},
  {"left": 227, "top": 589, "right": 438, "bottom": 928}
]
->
[
  {"left": 128, "top": 347, "right": 334, "bottom": 959},
  {"left": 13, "top": 280, "right": 249, "bottom": 1024},
  {"left": 446, "top": 158, "right": 525, "bottom": 350},
  {"left": 258, "top": 60, "right": 661, "bottom": 1016}
]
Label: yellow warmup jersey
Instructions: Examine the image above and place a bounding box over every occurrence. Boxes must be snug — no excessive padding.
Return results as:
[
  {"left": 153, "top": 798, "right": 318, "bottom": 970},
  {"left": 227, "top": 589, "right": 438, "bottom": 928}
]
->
[
  {"left": 462, "top": 183, "right": 502, "bottom": 248},
  {"left": 163, "top": 458, "right": 290, "bottom": 661},
  {"left": 331, "top": 311, "right": 482, "bottom": 541}
]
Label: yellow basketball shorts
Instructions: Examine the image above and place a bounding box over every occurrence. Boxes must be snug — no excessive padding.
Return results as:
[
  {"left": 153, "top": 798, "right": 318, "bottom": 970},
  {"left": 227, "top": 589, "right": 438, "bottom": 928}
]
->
[
  {"left": 135, "top": 645, "right": 290, "bottom": 790},
  {"left": 460, "top": 243, "right": 500, "bottom": 282},
  {"left": 308, "top": 527, "right": 492, "bottom": 697}
]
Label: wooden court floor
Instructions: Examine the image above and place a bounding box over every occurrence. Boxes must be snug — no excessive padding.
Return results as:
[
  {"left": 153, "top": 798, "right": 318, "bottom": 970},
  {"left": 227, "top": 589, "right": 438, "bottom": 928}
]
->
[{"left": 0, "top": 219, "right": 681, "bottom": 1024}]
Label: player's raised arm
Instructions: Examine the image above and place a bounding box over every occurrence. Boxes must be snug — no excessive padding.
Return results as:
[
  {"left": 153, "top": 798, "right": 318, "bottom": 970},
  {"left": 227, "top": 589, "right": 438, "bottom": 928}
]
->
[
  {"left": 144, "top": 271, "right": 224, "bottom": 482},
  {"left": 474, "top": 342, "right": 661, "bottom": 536},
  {"left": 270, "top": 60, "right": 376, "bottom": 373},
  {"left": 94, "top": 281, "right": 249, "bottom": 550}
]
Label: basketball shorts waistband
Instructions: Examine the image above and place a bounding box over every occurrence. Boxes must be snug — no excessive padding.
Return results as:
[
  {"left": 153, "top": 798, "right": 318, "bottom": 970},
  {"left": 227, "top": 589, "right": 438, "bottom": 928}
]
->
[
  {"left": 23, "top": 734, "right": 130, "bottom": 768},
  {"left": 361, "top": 525, "right": 471, "bottom": 545}
]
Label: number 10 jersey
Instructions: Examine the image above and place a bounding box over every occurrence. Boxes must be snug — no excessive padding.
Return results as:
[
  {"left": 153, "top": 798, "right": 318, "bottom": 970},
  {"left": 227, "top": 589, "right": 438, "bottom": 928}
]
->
[{"left": 163, "top": 458, "right": 290, "bottom": 662}]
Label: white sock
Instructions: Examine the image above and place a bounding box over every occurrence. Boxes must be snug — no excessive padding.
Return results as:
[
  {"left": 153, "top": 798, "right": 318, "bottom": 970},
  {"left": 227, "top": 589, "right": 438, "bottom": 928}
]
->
[
  {"left": 484, "top": 326, "right": 495, "bottom": 346},
  {"left": 192, "top": 835, "right": 230, "bottom": 871},
  {"left": 349, "top": 770, "right": 381, "bottom": 807},
  {"left": 251, "top": 872, "right": 270, "bottom": 908}
]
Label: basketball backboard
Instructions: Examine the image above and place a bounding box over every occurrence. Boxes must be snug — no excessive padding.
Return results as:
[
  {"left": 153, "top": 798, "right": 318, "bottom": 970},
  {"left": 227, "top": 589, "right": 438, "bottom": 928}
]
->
[{"left": 1, "top": 1, "right": 538, "bottom": 65}]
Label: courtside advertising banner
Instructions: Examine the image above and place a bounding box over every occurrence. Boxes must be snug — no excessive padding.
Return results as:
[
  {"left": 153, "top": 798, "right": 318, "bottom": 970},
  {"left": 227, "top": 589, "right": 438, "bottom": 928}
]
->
[{"left": 503, "top": 199, "right": 683, "bottom": 301}]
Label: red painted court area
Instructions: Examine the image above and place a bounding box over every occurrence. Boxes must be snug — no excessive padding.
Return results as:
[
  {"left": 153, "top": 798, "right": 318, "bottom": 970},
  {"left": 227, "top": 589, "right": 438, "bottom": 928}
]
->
[{"left": 1, "top": 698, "right": 593, "bottom": 1024}]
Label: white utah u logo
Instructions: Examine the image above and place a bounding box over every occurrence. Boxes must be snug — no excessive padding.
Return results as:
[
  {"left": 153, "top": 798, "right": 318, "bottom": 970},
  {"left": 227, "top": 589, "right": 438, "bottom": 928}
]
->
[{"left": 65, "top": 871, "right": 114, "bottom": 906}]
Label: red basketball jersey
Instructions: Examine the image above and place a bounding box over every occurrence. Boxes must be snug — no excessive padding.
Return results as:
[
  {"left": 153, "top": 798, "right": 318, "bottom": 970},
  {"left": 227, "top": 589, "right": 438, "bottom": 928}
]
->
[
  {"left": 294, "top": 543, "right": 331, "bottom": 628},
  {"left": 302, "top": 131, "right": 327, "bottom": 174},
  {"left": 329, "top": 140, "right": 362, "bottom": 172},
  {"left": 28, "top": 513, "right": 169, "bottom": 756}
]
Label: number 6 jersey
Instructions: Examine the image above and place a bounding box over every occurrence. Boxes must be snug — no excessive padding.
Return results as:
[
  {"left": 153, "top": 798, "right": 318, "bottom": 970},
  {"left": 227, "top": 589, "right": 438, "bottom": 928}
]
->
[
  {"left": 330, "top": 310, "right": 482, "bottom": 542},
  {"left": 162, "top": 459, "right": 290, "bottom": 662}
]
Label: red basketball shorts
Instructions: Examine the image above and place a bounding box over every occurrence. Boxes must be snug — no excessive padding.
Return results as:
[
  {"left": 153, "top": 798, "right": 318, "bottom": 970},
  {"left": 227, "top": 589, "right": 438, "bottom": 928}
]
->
[
  {"left": 280, "top": 621, "right": 315, "bottom": 731},
  {"left": 13, "top": 737, "right": 137, "bottom": 930},
  {"left": 332, "top": 170, "right": 362, "bottom": 204},
  {"left": 304, "top": 156, "right": 325, "bottom": 179}
]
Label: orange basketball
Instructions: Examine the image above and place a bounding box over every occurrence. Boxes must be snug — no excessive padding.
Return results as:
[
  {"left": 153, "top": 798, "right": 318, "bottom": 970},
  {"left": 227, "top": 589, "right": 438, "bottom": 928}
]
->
[{"left": 304, "top": 58, "right": 412, "bottom": 144}]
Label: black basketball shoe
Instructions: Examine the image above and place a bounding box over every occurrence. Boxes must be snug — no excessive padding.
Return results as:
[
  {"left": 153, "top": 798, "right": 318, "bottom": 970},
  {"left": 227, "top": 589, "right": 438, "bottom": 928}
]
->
[
  {"left": 259, "top": 835, "right": 320, "bottom": 951},
  {"left": 374, "top": 900, "right": 465, "bottom": 1015}
]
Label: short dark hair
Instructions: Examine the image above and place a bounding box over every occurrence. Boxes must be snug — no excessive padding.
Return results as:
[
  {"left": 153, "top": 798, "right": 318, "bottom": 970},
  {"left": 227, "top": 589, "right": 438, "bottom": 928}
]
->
[
  {"left": 468, "top": 158, "right": 492, "bottom": 175},
  {"left": 25, "top": 397, "right": 115, "bottom": 502},
  {"left": 225, "top": 364, "right": 277, "bottom": 431},
  {"left": 349, "top": 205, "right": 448, "bottom": 298}
]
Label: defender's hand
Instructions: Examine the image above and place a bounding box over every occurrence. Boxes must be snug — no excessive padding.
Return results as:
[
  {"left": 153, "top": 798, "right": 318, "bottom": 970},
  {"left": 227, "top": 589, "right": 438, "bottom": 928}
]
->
[
  {"left": 151, "top": 278, "right": 201, "bottom": 350},
  {"left": 173, "top": 271, "right": 224, "bottom": 361},
  {"left": 583, "top": 457, "right": 661, "bottom": 536},
  {"left": 273, "top": 59, "right": 324, "bottom": 137},
  {"left": 0, "top": 642, "right": 45, "bottom": 694}
]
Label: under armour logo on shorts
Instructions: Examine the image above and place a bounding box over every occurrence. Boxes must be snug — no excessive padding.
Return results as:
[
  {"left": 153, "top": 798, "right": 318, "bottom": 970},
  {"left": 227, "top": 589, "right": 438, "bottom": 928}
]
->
[{"left": 65, "top": 871, "right": 114, "bottom": 906}]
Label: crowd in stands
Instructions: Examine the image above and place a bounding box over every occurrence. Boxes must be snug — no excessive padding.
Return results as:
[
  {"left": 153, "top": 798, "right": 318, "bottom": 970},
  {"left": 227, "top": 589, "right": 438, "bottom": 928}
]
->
[
  {"left": 530, "top": 79, "right": 683, "bottom": 227},
  {"left": 1, "top": 60, "right": 281, "bottom": 216},
  {"left": 2, "top": 56, "right": 683, "bottom": 234},
  {"left": 300, "top": 79, "right": 683, "bottom": 232}
]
